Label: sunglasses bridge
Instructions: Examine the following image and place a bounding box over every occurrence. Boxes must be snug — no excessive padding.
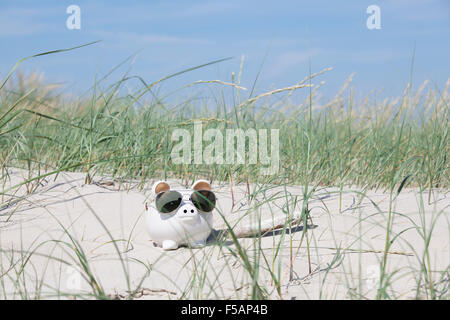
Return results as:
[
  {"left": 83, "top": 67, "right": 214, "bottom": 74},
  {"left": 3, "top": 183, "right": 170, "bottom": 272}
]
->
[{"left": 156, "top": 190, "right": 216, "bottom": 214}]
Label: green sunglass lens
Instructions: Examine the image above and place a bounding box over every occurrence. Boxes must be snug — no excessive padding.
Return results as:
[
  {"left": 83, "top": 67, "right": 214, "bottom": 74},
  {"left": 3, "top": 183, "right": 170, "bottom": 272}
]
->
[
  {"left": 192, "top": 190, "right": 216, "bottom": 212},
  {"left": 156, "top": 191, "right": 182, "bottom": 213}
]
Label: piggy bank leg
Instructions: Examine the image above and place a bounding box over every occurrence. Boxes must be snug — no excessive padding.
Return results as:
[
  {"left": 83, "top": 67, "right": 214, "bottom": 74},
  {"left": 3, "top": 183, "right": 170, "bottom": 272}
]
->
[
  {"left": 191, "top": 240, "right": 206, "bottom": 248},
  {"left": 162, "top": 240, "right": 179, "bottom": 250}
]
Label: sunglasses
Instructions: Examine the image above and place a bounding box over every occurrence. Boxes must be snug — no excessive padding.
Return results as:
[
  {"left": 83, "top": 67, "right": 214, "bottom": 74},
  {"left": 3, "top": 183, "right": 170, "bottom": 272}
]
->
[{"left": 155, "top": 190, "right": 216, "bottom": 214}]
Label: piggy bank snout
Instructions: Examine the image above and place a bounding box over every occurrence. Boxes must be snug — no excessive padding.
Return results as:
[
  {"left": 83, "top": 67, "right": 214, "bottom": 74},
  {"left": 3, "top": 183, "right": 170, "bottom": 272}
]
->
[{"left": 177, "top": 202, "right": 198, "bottom": 217}]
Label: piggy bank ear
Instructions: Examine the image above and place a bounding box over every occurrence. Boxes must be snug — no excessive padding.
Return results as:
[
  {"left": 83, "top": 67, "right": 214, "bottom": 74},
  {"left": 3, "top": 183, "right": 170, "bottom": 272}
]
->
[
  {"left": 152, "top": 181, "right": 170, "bottom": 195},
  {"left": 192, "top": 179, "right": 211, "bottom": 191}
]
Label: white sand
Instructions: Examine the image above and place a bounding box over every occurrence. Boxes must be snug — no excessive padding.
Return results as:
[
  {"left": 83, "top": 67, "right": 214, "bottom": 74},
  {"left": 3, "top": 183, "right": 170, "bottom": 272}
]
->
[{"left": 0, "top": 169, "right": 448, "bottom": 299}]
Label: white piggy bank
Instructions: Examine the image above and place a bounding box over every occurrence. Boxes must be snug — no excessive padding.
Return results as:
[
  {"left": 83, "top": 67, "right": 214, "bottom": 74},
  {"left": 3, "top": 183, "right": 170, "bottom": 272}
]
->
[{"left": 145, "top": 180, "right": 215, "bottom": 250}]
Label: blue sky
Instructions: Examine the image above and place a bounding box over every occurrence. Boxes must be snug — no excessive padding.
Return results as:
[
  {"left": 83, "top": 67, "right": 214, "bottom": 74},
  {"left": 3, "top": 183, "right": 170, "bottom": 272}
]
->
[{"left": 1, "top": 0, "right": 449, "bottom": 102}]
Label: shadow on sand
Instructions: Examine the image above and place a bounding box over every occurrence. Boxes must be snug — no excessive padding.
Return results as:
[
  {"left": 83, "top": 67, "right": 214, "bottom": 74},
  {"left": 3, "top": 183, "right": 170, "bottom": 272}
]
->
[{"left": 206, "top": 223, "right": 318, "bottom": 246}]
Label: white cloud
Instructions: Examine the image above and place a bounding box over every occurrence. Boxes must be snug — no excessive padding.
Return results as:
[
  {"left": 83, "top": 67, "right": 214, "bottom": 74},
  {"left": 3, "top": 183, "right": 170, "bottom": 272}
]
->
[
  {"left": 91, "top": 30, "right": 213, "bottom": 46},
  {"left": 168, "top": 2, "right": 237, "bottom": 18},
  {"left": 0, "top": 18, "right": 47, "bottom": 36},
  {"left": 383, "top": 0, "right": 450, "bottom": 22},
  {"left": 82, "top": 1, "right": 237, "bottom": 25},
  {"left": 343, "top": 50, "right": 405, "bottom": 63},
  {"left": 265, "top": 49, "right": 321, "bottom": 78},
  {"left": 0, "top": 7, "right": 54, "bottom": 36}
]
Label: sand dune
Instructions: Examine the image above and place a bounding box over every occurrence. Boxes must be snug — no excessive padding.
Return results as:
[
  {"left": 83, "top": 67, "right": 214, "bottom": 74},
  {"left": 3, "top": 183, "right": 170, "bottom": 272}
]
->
[{"left": 0, "top": 169, "right": 448, "bottom": 299}]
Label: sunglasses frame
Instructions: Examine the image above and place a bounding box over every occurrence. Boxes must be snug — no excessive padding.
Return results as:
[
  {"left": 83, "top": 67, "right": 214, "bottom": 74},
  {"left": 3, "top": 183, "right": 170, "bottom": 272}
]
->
[{"left": 155, "top": 189, "right": 216, "bottom": 214}]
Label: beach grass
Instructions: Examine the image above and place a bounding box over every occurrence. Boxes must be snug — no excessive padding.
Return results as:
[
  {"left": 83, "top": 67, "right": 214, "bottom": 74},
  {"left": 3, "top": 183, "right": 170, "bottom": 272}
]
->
[{"left": 0, "top": 46, "right": 448, "bottom": 300}]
